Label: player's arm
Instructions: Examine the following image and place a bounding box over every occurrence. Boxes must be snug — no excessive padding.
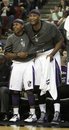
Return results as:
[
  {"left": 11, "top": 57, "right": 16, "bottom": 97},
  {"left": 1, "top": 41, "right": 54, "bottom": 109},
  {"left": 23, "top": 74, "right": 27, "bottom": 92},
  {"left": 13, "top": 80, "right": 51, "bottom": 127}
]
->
[
  {"left": 4, "top": 51, "right": 28, "bottom": 60},
  {"left": 16, "top": 52, "right": 28, "bottom": 59},
  {"left": 4, "top": 37, "right": 28, "bottom": 60},
  {"left": 47, "top": 37, "right": 64, "bottom": 61},
  {"left": 46, "top": 24, "right": 64, "bottom": 61}
]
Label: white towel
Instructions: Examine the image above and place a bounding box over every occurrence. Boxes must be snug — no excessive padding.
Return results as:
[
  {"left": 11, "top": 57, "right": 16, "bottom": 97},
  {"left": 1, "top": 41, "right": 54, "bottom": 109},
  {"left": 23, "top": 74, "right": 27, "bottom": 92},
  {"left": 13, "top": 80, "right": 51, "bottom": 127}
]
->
[{"left": 40, "top": 57, "right": 57, "bottom": 100}]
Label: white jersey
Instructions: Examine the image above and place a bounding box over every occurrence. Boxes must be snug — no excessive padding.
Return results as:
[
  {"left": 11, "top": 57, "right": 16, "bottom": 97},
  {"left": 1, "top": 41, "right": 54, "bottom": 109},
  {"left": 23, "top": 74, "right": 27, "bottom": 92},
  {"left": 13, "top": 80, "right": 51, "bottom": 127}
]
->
[{"left": 64, "top": 16, "right": 69, "bottom": 40}]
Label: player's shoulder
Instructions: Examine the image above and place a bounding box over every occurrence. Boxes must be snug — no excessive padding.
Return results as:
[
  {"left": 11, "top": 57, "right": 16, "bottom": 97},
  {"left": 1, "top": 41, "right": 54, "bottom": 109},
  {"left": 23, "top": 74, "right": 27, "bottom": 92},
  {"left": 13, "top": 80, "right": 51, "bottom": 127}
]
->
[
  {"left": 25, "top": 22, "right": 31, "bottom": 28},
  {"left": 41, "top": 19, "right": 57, "bottom": 29},
  {"left": 7, "top": 33, "right": 14, "bottom": 40},
  {"left": 25, "top": 22, "right": 32, "bottom": 33}
]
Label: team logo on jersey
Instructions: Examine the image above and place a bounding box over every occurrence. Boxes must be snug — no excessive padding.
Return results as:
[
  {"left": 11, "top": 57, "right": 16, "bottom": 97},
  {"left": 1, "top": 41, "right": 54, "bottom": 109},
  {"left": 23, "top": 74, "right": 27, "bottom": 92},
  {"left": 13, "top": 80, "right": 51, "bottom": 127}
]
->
[
  {"left": 35, "top": 37, "right": 38, "bottom": 42},
  {"left": 34, "top": 35, "right": 38, "bottom": 42},
  {"left": 27, "top": 81, "right": 32, "bottom": 87},
  {"left": 46, "top": 79, "right": 50, "bottom": 85},
  {"left": 21, "top": 39, "right": 25, "bottom": 47}
]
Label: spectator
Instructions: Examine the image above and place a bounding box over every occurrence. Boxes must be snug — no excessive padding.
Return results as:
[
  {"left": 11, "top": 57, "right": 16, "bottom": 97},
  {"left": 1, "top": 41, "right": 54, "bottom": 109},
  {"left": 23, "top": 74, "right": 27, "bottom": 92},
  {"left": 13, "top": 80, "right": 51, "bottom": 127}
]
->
[
  {"left": 50, "top": 5, "right": 63, "bottom": 26},
  {"left": 58, "top": 10, "right": 69, "bottom": 49},
  {"left": 0, "top": 0, "right": 15, "bottom": 35},
  {"left": 61, "top": 50, "right": 67, "bottom": 85},
  {"left": 58, "top": 0, "right": 69, "bottom": 11},
  {"left": 13, "top": 0, "right": 30, "bottom": 20}
]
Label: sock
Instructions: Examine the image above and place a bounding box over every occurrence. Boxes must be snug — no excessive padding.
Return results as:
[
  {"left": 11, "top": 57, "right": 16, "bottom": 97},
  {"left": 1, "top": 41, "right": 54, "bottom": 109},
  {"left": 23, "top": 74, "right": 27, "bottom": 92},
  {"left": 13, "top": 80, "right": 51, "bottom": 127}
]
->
[
  {"left": 12, "top": 93, "right": 20, "bottom": 107},
  {"left": 54, "top": 103, "right": 60, "bottom": 113},
  {"left": 39, "top": 104, "right": 46, "bottom": 113},
  {"left": 30, "top": 108, "right": 36, "bottom": 115},
  {"left": 13, "top": 107, "right": 19, "bottom": 115},
  {"left": 27, "top": 93, "right": 35, "bottom": 106}
]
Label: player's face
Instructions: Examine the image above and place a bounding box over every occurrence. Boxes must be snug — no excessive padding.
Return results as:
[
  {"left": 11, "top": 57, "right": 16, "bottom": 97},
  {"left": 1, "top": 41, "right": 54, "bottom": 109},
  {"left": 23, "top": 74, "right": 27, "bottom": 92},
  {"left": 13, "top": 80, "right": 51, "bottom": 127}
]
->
[
  {"left": 13, "top": 22, "right": 24, "bottom": 35},
  {"left": 28, "top": 13, "right": 40, "bottom": 25}
]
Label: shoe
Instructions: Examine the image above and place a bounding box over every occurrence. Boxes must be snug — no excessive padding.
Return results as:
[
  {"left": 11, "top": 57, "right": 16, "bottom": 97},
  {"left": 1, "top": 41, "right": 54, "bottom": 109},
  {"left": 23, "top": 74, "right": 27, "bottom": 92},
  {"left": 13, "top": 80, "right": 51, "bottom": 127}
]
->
[
  {"left": 3, "top": 115, "right": 8, "bottom": 121},
  {"left": 37, "top": 112, "right": 48, "bottom": 123},
  {"left": 1, "top": 114, "right": 8, "bottom": 121},
  {"left": 24, "top": 114, "right": 37, "bottom": 122},
  {"left": 9, "top": 114, "right": 20, "bottom": 122},
  {"left": 51, "top": 111, "right": 60, "bottom": 124}
]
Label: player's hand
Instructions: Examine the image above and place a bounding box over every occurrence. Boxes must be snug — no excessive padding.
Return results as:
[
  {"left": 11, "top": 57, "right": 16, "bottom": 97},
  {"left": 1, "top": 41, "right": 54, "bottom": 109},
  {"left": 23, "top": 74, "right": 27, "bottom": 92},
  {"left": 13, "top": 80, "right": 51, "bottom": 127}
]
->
[
  {"left": 17, "top": 52, "right": 28, "bottom": 58},
  {"left": 46, "top": 54, "right": 53, "bottom": 62}
]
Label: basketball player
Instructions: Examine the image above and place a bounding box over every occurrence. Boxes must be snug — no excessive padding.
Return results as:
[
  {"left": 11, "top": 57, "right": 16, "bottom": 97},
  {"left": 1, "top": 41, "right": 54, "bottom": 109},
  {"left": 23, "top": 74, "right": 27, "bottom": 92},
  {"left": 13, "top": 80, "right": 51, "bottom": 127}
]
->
[
  {"left": 24, "top": 9, "right": 64, "bottom": 124},
  {"left": 4, "top": 19, "right": 37, "bottom": 122},
  {"left": 64, "top": 16, "right": 69, "bottom": 85}
]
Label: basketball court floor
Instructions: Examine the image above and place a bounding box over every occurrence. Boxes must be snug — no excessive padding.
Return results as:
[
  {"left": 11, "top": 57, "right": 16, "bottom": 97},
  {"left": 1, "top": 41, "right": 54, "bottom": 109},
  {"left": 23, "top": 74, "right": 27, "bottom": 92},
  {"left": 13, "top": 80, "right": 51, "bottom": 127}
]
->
[{"left": 0, "top": 125, "right": 69, "bottom": 130}]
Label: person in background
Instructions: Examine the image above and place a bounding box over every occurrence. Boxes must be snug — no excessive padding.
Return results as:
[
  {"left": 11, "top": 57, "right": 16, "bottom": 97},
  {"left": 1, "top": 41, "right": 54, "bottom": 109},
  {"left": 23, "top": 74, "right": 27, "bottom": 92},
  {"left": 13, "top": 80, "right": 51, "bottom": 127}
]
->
[
  {"left": 0, "top": 44, "right": 11, "bottom": 121},
  {"left": 0, "top": 0, "right": 15, "bottom": 35},
  {"left": 64, "top": 15, "right": 69, "bottom": 85},
  {"left": 58, "top": 0, "right": 69, "bottom": 11},
  {"left": 50, "top": 5, "right": 63, "bottom": 26}
]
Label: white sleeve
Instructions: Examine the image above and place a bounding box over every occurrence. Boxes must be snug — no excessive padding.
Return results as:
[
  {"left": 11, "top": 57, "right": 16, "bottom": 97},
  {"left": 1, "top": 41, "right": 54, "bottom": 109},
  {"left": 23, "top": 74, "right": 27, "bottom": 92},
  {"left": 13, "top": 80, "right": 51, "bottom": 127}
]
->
[
  {"left": 66, "top": 31, "right": 69, "bottom": 40},
  {"left": 64, "top": 16, "right": 69, "bottom": 32}
]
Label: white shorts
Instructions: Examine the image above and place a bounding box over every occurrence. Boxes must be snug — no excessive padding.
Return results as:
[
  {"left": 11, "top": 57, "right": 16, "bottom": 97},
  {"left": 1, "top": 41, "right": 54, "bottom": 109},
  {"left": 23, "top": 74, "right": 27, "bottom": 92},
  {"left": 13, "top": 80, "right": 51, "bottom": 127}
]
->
[
  {"left": 66, "top": 62, "right": 69, "bottom": 84},
  {"left": 9, "top": 60, "right": 35, "bottom": 91}
]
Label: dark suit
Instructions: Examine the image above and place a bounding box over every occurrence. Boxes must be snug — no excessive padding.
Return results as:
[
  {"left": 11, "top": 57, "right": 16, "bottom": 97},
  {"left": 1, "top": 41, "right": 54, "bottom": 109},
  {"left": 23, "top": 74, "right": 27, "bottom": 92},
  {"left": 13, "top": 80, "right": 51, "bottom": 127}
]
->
[{"left": 0, "top": 57, "right": 11, "bottom": 113}]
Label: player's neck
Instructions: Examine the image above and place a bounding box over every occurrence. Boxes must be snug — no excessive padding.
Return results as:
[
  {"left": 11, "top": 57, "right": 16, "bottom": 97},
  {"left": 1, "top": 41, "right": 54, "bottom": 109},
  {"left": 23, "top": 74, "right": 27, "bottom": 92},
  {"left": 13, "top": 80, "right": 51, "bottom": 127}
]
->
[
  {"left": 32, "top": 21, "right": 42, "bottom": 32},
  {"left": 15, "top": 30, "right": 24, "bottom": 36}
]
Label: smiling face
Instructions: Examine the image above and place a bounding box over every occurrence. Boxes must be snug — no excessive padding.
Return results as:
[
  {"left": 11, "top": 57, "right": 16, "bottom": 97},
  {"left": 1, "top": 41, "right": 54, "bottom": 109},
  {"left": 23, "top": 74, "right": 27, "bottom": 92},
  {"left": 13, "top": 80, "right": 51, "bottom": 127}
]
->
[
  {"left": 13, "top": 22, "right": 24, "bottom": 35},
  {"left": 28, "top": 13, "right": 40, "bottom": 26}
]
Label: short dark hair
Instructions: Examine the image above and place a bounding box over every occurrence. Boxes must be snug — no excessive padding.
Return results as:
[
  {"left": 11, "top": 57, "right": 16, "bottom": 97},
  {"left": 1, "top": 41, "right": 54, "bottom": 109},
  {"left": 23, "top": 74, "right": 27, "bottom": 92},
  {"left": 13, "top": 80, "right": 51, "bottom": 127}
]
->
[{"left": 13, "top": 19, "right": 24, "bottom": 25}]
